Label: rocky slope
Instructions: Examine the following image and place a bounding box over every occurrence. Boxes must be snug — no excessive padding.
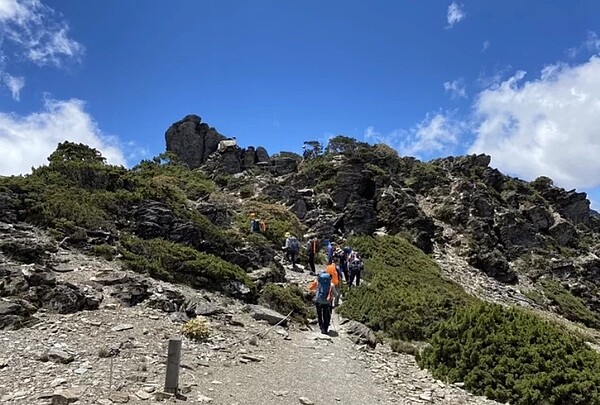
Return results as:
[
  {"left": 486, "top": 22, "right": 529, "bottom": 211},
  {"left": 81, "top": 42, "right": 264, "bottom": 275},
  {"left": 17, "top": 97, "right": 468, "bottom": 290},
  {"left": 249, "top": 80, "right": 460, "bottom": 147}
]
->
[{"left": 2, "top": 114, "right": 600, "bottom": 404}]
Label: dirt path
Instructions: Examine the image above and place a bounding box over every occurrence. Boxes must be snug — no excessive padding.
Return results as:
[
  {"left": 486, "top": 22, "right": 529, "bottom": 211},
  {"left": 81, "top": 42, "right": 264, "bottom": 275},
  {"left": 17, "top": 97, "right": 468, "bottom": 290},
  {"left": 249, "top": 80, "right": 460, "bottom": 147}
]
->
[{"left": 192, "top": 316, "right": 397, "bottom": 405}]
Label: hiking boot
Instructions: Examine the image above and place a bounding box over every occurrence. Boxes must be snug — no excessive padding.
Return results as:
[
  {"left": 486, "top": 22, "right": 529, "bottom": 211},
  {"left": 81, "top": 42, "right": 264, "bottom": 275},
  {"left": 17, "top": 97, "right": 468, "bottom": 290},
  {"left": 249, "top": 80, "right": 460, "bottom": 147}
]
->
[{"left": 321, "top": 329, "right": 328, "bottom": 335}]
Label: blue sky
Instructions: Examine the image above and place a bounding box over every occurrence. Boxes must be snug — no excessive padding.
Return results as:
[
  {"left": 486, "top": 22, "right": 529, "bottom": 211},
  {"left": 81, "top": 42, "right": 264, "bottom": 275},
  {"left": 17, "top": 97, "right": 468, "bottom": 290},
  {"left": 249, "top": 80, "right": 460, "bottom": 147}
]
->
[{"left": 2, "top": 1, "right": 600, "bottom": 204}]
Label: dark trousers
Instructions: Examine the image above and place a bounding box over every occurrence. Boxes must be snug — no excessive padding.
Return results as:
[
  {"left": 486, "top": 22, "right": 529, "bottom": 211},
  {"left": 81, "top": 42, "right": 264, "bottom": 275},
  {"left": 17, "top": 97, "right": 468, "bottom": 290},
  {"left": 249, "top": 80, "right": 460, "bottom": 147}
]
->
[
  {"left": 285, "top": 250, "right": 297, "bottom": 267},
  {"left": 315, "top": 302, "right": 332, "bottom": 333},
  {"left": 348, "top": 269, "right": 361, "bottom": 287},
  {"left": 340, "top": 260, "right": 349, "bottom": 281},
  {"left": 308, "top": 253, "right": 316, "bottom": 274}
]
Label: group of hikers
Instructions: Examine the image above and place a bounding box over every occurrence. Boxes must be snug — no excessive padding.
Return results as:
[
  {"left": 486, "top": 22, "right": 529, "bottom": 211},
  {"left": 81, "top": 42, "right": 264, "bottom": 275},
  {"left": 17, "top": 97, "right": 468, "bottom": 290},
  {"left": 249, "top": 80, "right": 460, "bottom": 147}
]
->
[
  {"left": 249, "top": 213, "right": 365, "bottom": 335},
  {"left": 283, "top": 233, "right": 364, "bottom": 335}
]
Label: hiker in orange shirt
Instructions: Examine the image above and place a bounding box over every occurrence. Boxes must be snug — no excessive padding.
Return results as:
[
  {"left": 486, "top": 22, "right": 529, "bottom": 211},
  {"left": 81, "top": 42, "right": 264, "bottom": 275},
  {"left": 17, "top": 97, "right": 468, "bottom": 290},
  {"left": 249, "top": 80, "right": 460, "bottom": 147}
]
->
[{"left": 325, "top": 257, "right": 341, "bottom": 307}]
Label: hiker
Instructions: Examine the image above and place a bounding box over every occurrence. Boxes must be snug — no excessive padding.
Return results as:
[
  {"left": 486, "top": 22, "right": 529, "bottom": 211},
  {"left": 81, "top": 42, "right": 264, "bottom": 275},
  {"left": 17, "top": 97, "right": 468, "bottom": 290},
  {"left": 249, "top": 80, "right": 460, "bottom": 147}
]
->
[
  {"left": 249, "top": 213, "right": 261, "bottom": 233},
  {"left": 283, "top": 232, "right": 300, "bottom": 268},
  {"left": 339, "top": 246, "right": 352, "bottom": 281},
  {"left": 306, "top": 237, "right": 319, "bottom": 275},
  {"left": 308, "top": 271, "right": 334, "bottom": 334},
  {"left": 326, "top": 240, "right": 335, "bottom": 264},
  {"left": 325, "top": 257, "right": 341, "bottom": 307},
  {"left": 347, "top": 251, "right": 364, "bottom": 288}
]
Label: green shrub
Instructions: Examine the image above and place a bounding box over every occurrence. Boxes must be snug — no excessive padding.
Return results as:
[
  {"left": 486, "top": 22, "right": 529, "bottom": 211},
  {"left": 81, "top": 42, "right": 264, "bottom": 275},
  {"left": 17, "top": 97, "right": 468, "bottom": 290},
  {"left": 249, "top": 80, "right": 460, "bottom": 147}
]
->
[
  {"left": 540, "top": 279, "right": 600, "bottom": 329},
  {"left": 236, "top": 201, "right": 304, "bottom": 246},
  {"left": 338, "top": 235, "right": 472, "bottom": 341},
  {"left": 92, "top": 244, "right": 117, "bottom": 261},
  {"left": 239, "top": 184, "right": 255, "bottom": 199},
  {"left": 420, "top": 302, "right": 600, "bottom": 405},
  {"left": 119, "top": 236, "right": 255, "bottom": 299},
  {"left": 259, "top": 284, "right": 315, "bottom": 323},
  {"left": 182, "top": 317, "right": 211, "bottom": 341}
]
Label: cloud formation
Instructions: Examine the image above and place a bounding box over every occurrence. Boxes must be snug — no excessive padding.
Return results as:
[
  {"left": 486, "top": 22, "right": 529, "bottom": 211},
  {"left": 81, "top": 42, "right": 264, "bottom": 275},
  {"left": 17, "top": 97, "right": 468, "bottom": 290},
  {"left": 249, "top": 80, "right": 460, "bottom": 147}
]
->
[
  {"left": 482, "top": 40, "right": 490, "bottom": 52},
  {"left": 2, "top": 73, "right": 24, "bottom": 100},
  {"left": 469, "top": 56, "right": 600, "bottom": 189},
  {"left": 0, "top": 0, "right": 83, "bottom": 98},
  {"left": 443, "top": 79, "right": 467, "bottom": 99},
  {"left": 566, "top": 31, "right": 600, "bottom": 58},
  {"left": 0, "top": 98, "right": 126, "bottom": 175},
  {"left": 365, "top": 113, "right": 464, "bottom": 159},
  {"left": 446, "top": 2, "right": 465, "bottom": 29}
]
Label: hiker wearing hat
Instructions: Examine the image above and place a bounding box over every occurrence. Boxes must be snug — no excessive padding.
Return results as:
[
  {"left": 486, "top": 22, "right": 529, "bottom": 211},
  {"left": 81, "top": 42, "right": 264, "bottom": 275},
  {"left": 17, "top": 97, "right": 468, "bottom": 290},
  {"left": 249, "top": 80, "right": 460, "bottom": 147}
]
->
[
  {"left": 283, "top": 232, "right": 300, "bottom": 268},
  {"left": 249, "top": 213, "right": 261, "bottom": 233},
  {"left": 308, "top": 270, "right": 334, "bottom": 334}
]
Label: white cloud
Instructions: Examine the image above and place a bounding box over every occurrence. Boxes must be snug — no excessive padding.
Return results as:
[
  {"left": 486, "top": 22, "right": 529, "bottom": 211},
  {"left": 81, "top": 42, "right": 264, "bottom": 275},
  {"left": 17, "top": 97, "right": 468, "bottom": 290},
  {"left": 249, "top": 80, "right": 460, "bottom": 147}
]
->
[
  {"left": 365, "top": 113, "right": 465, "bottom": 159},
  {"left": 0, "top": 98, "right": 126, "bottom": 175},
  {"left": 566, "top": 31, "right": 600, "bottom": 58},
  {"left": 482, "top": 40, "right": 490, "bottom": 52},
  {"left": 443, "top": 78, "right": 467, "bottom": 99},
  {"left": 469, "top": 56, "right": 600, "bottom": 189},
  {"left": 2, "top": 73, "right": 24, "bottom": 100},
  {"left": 0, "top": 0, "right": 83, "bottom": 99},
  {"left": 0, "top": 0, "right": 84, "bottom": 67},
  {"left": 446, "top": 2, "right": 465, "bottom": 29}
]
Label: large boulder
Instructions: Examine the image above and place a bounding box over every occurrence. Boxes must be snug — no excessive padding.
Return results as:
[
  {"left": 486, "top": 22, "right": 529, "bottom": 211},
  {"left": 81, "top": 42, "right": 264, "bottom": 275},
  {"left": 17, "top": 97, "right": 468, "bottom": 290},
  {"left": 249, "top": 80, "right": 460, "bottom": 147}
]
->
[
  {"left": 0, "top": 265, "right": 29, "bottom": 297},
  {"left": 244, "top": 304, "right": 288, "bottom": 326},
  {"left": 0, "top": 298, "right": 38, "bottom": 330},
  {"left": 496, "top": 212, "right": 543, "bottom": 258},
  {"left": 522, "top": 205, "right": 554, "bottom": 232},
  {"left": 165, "top": 115, "right": 226, "bottom": 169},
  {"left": 549, "top": 220, "right": 578, "bottom": 247},
  {"left": 468, "top": 249, "right": 517, "bottom": 284},
  {"left": 271, "top": 152, "right": 301, "bottom": 176},
  {"left": 344, "top": 320, "right": 378, "bottom": 348}
]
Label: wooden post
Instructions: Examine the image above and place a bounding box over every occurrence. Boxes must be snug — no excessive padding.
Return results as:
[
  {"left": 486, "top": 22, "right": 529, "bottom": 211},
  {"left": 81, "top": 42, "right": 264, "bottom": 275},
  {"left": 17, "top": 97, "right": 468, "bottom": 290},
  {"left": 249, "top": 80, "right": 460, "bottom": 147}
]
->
[{"left": 164, "top": 338, "right": 182, "bottom": 394}]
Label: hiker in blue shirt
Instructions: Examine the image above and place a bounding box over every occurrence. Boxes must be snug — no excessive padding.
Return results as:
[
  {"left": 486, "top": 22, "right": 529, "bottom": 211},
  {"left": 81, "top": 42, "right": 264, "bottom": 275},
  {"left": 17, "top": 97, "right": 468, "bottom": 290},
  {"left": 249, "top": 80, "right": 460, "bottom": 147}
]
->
[{"left": 283, "top": 232, "right": 300, "bottom": 268}]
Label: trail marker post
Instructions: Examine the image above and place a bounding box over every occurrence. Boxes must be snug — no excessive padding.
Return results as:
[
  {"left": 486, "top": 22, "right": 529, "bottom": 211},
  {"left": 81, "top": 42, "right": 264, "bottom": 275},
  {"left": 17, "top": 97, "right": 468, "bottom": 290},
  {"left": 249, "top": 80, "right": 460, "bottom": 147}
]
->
[{"left": 164, "top": 338, "right": 182, "bottom": 394}]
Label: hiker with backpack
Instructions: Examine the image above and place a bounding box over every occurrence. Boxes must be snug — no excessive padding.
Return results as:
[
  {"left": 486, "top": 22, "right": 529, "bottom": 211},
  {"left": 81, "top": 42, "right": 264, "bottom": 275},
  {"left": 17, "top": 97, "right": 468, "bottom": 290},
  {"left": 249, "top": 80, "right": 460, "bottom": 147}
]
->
[
  {"left": 325, "top": 257, "right": 341, "bottom": 307},
  {"left": 326, "top": 240, "right": 335, "bottom": 264},
  {"left": 308, "top": 271, "right": 334, "bottom": 334},
  {"left": 339, "top": 246, "right": 352, "bottom": 282},
  {"left": 347, "top": 251, "right": 364, "bottom": 288},
  {"left": 249, "top": 213, "right": 261, "bottom": 233},
  {"left": 306, "top": 237, "right": 319, "bottom": 275},
  {"left": 283, "top": 232, "right": 300, "bottom": 268}
]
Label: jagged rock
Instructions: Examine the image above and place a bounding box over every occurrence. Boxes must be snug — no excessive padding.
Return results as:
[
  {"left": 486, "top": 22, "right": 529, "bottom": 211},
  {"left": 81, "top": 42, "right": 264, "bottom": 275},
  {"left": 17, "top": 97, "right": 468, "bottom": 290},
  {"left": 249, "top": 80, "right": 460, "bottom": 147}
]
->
[
  {"left": 147, "top": 287, "right": 186, "bottom": 313},
  {"left": 0, "top": 239, "right": 55, "bottom": 264},
  {"left": 291, "top": 199, "right": 308, "bottom": 219},
  {"left": 184, "top": 298, "right": 224, "bottom": 317},
  {"left": 224, "top": 281, "right": 253, "bottom": 300},
  {"left": 341, "top": 199, "right": 377, "bottom": 235},
  {"left": 256, "top": 146, "right": 270, "bottom": 163},
  {"left": 523, "top": 205, "right": 554, "bottom": 232},
  {"left": 44, "top": 348, "right": 75, "bottom": 364},
  {"left": 472, "top": 193, "right": 495, "bottom": 218},
  {"left": 111, "top": 279, "right": 150, "bottom": 307},
  {"left": 222, "top": 244, "right": 276, "bottom": 271},
  {"left": 542, "top": 188, "right": 591, "bottom": 225},
  {"left": 0, "top": 265, "right": 29, "bottom": 296},
  {"left": 22, "top": 265, "right": 56, "bottom": 287},
  {"left": 91, "top": 271, "right": 130, "bottom": 286},
  {"left": 0, "top": 298, "right": 38, "bottom": 330},
  {"left": 51, "top": 387, "right": 85, "bottom": 404},
  {"left": 242, "top": 146, "right": 257, "bottom": 168},
  {"left": 496, "top": 212, "right": 543, "bottom": 258},
  {"left": 482, "top": 167, "right": 504, "bottom": 190},
  {"left": 549, "top": 220, "right": 578, "bottom": 247},
  {"left": 244, "top": 304, "right": 288, "bottom": 325},
  {"left": 344, "top": 320, "right": 378, "bottom": 348},
  {"left": 39, "top": 283, "right": 86, "bottom": 314},
  {"left": 331, "top": 165, "right": 376, "bottom": 209},
  {"left": 83, "top": 288, "right": 103, "bottom": 310},
  {"left": 165, "top": 115, "right": 225, "bottom": 169},
  {"left": 131, "top": 201, "right": 176, "bottom": 239},
  {"left": 248, "top": 266, "right": 286, "bottom": 289},
  {"left": 271, "top": 152, "right": 301, "bottom": 175},
  {"left": 468, "top": 249, "right": 517, "bottom": 284},
  {"left": 195, "top": 201, "right": 232, "bottom": 227}
]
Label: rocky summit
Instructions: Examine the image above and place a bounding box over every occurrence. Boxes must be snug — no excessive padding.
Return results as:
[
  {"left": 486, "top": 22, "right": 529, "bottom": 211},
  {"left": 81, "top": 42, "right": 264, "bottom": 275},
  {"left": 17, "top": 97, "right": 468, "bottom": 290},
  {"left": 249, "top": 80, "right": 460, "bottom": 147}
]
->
[{"left": 2, "top": 116, "right": 600, "bottom": 404}]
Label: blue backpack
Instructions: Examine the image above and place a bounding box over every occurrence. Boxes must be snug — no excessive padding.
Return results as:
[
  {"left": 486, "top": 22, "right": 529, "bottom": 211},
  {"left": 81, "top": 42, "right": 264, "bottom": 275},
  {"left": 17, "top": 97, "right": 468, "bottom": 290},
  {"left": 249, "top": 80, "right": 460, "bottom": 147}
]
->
[{"left": 315, "top": 272, "right": 332, "bottom": 304}]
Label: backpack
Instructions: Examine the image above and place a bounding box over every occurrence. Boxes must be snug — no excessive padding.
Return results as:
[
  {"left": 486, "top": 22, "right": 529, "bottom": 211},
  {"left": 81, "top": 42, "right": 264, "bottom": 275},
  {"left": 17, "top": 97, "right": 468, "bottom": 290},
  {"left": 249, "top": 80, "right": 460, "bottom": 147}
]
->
[
  {"left": 289, "top": 237, "right": 300, "bottom": 253},
  {"left": 251, "top": 219, "right": 260, "bottom": 232},
  {"left": 315, "top": 272, "right": 332, "bottom": 304},
  {"left": 349, "top": 258, "right": 363, "bottom": 273}
]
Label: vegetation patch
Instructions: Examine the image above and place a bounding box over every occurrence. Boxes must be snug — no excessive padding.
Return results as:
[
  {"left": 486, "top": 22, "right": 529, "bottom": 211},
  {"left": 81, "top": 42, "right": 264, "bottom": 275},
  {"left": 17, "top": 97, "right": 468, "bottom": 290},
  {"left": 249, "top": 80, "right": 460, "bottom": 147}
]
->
[
  {"left": 420, "top": 302, "right": 600, "bottom": 405},
  {"left": 259, "top": 284, "right": 315, "bottom": 324},
  {"left": 338, "top": 235, "right": 472, "bottom": 341},
  {"left": 182, "top": 317, "right": 211, "bottom": 341},
  {"left": 236, "top": 201, "right": 304, "bottom": 246},
  {"left": 539, "top": 279, "right": 600, "bottom": 329},
  {"left": 119, "top": 235, "right": 255, "bottom": 299}
]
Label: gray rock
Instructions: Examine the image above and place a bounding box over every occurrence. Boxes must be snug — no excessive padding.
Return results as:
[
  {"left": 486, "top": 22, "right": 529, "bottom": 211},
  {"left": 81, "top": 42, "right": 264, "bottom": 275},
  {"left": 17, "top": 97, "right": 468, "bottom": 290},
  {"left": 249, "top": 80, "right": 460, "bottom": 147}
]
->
[
  {"left": 91, "top": 271, "right": 130, "bottom": 286},
  {"left": 111, "top": 324, "right": 134, "bottom": 332},
  {"left": 22, "top": 265, "right": 56, "bottom": 287},
  {"left": 51, "top": 387, "right": 84, "bottom": 405},
  {"left": 184, "top": 299, "right": 224, "bottom": 317},
  {"left": 244, "top": 304, "right": 288, "bottom": 326},
  {"left": 165, "top": 115, "right": 226, "bottom": 169},
  {"left": 344, "top": 320, "right": 378, "bottom": 348},
  {"left": 0, "top": 265, "right": 29, "bottom": 296},
  {"left": 255, "top": 146, "right": 270, "bottom": 163},
  {"left": 549, "top": 220, "right": 578, "bottom": 247},
  {"left": 45, "top": 348, "right": 75, "bottom": 364}
]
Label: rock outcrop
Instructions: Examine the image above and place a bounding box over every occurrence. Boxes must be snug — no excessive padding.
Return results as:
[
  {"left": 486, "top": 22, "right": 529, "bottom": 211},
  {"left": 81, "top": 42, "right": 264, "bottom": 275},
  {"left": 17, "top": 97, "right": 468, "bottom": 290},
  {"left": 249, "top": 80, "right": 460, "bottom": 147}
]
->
[{"left": 165, "top": 114, "right": 225, "bottom": 169}]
